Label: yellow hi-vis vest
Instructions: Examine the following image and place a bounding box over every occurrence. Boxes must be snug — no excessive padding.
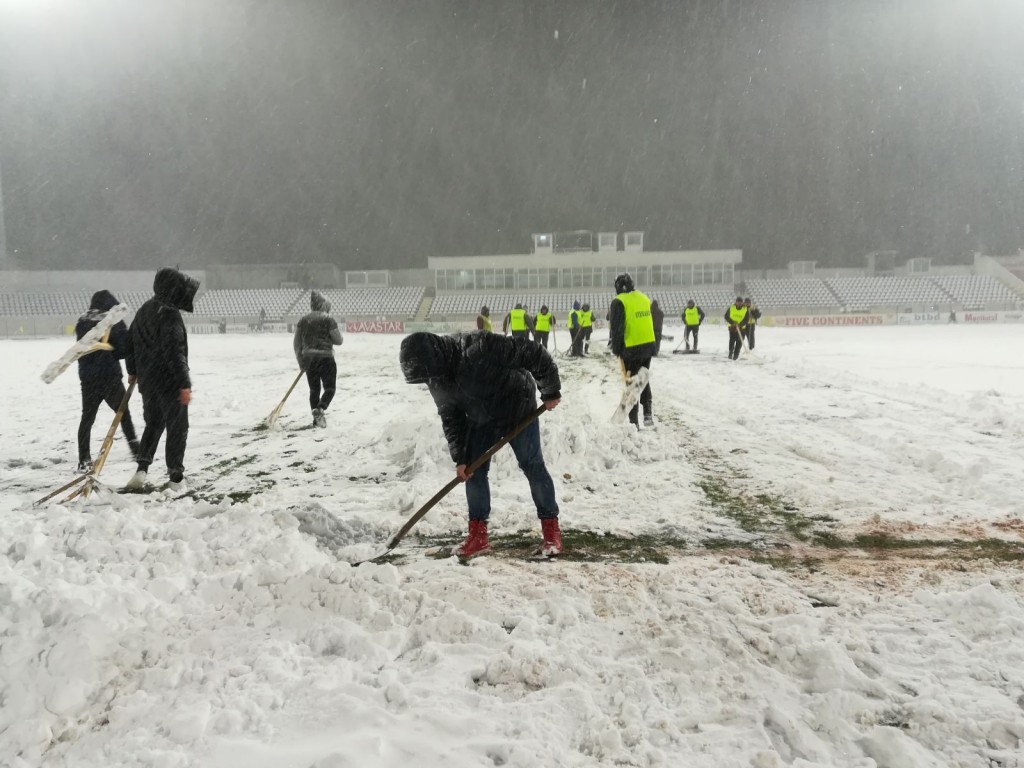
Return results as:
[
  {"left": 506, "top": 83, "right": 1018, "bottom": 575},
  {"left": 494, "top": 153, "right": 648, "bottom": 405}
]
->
[
  {"left": 684, "top": 307, "right": 701, "bottom": 326},
  {"left": 534, "top": 312, "right": 552, "bottom": 332},
  {"left": 479, "top": 314, "right": 492, "bottom": 332},
  {"left": 729, "top": 305, "right": 749, "bottom": 325},
  {"left": 509, "top": 308, "right": 527, "bottom": 331},
  {"left": 618, "top": 291, "right": 656, "bottom": 348},
  {"left": 579, "top": 310, "right": 593, "bottom": 328}
]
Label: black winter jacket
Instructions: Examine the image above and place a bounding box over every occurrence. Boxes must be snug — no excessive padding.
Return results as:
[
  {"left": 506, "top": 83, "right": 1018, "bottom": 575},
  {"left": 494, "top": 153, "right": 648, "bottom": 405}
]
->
[
  {"left": 400, "top": 331, "right": 561, "bottom": 464},
  {"left": 651, "top": 302, "right": 665, "bottom": 338},
  {"left": 126, "top": 267, "right": 199, "bottom": 395},
  {"left": 76, "top": 290, "right": 128, "bottom": 381},
  {"left": 293, "top": 291, "right": 342, "bottom": 366}
]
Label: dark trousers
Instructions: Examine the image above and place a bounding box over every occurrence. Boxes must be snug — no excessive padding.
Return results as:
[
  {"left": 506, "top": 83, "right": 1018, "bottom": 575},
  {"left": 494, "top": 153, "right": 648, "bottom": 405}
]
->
[
  {"left": 464, "top": 418, "right": 559, "bottom": 522},
  {"left": 510, "top": 330, "right": 531, "bottom": 340},
  {"left": 534, "top": 330, "right": 549, "bottom": 349},
  {"left": 684, "top": 325, "right": 700, "bottom": 349},
  {"left": 137, "top": 388, "right": 188, "bottom": 476},
  {"left": 728, "top": 327, "right": 744, "bottom": 359},
  {"left": 582, "top": 327, "right": 592, "bottom": 354},
  {"left": 306, "top": 357, "right": 337, "bottom": 411},
  {"left": 569, "top": 327, "right": 583, "bottom": 356},
  {"left": 745, "top": 325, "right": 756, "bottom": 350},
  {"left": 625, "top": 357, "right": 653, "bottom": 423},
  {"left": 78, "top": 376, "right": 137, "bottom": 462}
]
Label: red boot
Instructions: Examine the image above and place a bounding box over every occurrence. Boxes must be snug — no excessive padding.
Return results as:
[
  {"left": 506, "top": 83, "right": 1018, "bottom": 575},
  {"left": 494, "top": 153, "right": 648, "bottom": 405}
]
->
[
  {"left": 455, "top": 520, "right": 491, "bottom": 559},
  {"left": 540, "top": 518, "right": 563, "bottom": 557}
]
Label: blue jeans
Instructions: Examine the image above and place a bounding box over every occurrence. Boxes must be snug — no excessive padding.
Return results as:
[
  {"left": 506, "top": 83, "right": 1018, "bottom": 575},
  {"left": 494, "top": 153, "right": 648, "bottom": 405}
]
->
[{"left": 464, "top": 418, "right": 559, "bottom": 522}]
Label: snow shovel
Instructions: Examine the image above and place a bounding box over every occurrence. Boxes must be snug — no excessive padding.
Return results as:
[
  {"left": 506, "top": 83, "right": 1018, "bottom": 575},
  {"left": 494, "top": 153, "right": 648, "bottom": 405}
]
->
[
  {"left": 265, "top": 369, "right": 304, "bottom": 428},
  {"left": 69, "top": 380, "right": 137, "bottom": 500},
  {"left": 611, "top": 357, "right": 650, "bottom": 423},
  {"left": 352, "top": 403, "right": 549, "bottom": 566},
  {"left": 35, "top": 381, "right": 136, "bottom": 505}
]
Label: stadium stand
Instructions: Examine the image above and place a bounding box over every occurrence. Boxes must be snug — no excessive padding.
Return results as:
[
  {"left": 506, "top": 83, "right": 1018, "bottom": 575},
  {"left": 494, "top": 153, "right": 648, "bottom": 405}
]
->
[
  {"left": 3, "top": 276, "right": 1020, "bottom": 323},
  {"left": 649, "top": 287, "right": 741, "bottom": 315},
  {"left": 305, "top": 286, "right": 425, "bottom": 317},
  {"left": 0, "top": 291, "right": 152, "bottom": 316},
  {"left": 825, "top": 277, "right": 950, "bottom": 311},
  {"left": 743, "top": 279, "right": 840, "bottom": 309},
  {"left": 929, "top": 275, "right": 1019, "bottom": 307},
  {"left": 192, "top": 288, "right": 305, "bottom": 320},
  {"left": 428, "top": 287, "right": 739, "bottom": 319}
]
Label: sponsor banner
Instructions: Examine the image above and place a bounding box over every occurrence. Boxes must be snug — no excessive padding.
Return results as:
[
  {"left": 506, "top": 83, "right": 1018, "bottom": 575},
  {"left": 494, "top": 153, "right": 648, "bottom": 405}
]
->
[
  {"left": 768, "top": 314, "right": 894, "bottom": 328},
  {"left": 346, "top": 320, "right": 406, "bottom": 334},
  {"left": 958, "top": 310, "right": 1024, "bottom": 324},
  {"left": 897, "top": 312, "right": 945, "bottom": 325},
  {"left": 960, "top": 311, "right": 998, "bottom": 324}
]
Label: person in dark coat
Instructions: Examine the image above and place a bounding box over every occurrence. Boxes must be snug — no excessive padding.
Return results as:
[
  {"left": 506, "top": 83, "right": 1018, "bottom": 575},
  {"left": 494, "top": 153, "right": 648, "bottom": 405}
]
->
[
  {"left": 75, "top": 290, "right": 139, "bottom": 472},
  {"left": 650, "top": 300, "right": 665, "bottom": 356},
  {"left": 743, "top": 298, "right": 762, "bottom": 350},
  {"left": 294, "top": 290, "right": 343, "bottom": 428},
  {"left": 609, "top": 273, "right": 656, "bottom": 428},
  {"left": 568, "top": 301, "right": 583, "bottom": 357},
  {"left": 399, "top": 331, "right": 563, "bottom": 559},
  {"left": 125, "top": 267, "right": 200, "bottom": 490}
]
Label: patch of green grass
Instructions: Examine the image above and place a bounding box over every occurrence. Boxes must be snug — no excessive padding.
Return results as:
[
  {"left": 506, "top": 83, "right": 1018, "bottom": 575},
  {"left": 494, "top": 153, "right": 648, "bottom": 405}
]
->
[
  {"left": 696, "top": 477, "right": 827, "bottom": 542},
  {"left": 416, "top": 528, "right": 690, "bottom": 564},
  {"left": 206, "top": 454, "right": 258, "bottom": 477}
]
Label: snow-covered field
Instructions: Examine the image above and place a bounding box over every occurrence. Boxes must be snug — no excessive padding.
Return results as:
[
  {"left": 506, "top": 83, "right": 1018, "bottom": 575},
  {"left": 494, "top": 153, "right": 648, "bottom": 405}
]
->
[{"left": 2, "top": 323, "right": 1023, "bottom": 768}]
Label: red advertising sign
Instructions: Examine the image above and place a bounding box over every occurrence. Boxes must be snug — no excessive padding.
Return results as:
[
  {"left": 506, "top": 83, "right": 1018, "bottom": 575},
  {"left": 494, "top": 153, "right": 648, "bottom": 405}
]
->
[{"left": 345, "top": 320, "right": 406, "bottom": 333}]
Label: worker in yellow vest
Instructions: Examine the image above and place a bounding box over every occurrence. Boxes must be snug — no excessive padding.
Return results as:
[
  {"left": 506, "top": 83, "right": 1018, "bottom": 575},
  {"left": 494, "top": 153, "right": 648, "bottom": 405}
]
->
[
  {"left": 682, "top": 300, "right": 706, "bottom": 352},
  {"left": 502, "top": 303, "right": 530, "bottom": 339},
  {"left": 609, "top": 273, "right": 657, "bottom": 428},
  {"left": 578, "top": 303, "right": 594, "bottom": 355},
  {"left": 533, "top": 305, "right": 555, "bottom": 349},
  {"left": 724, "top": 296, "right": 750, "bottom": 360},
  {"left": 476, "top": 305, "right": 492, "bottom": 332}
]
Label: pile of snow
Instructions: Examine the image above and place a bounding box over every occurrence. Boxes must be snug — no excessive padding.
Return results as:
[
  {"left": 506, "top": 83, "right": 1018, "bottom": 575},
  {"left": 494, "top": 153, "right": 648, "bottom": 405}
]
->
[{"left": 2, "top": 325, "right": 1022, "bottom": 766}]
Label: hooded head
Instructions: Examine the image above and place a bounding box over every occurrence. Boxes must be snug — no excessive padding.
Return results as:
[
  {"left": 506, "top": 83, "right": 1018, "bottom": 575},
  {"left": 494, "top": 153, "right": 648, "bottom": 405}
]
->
[
  {"left": 735, "top": 296, "right": 745, "bottom": 307},
  {"left": 614, "top": 273, "right": 635, "bottom": 294},
  {"left": 480, "top": 305, "right": 489, "bottom": 316},
  {"left": 581, "top": 303, "right": 590, "bottom": 312},
  {"left": 400, "top": 332, "right": 455, "bottom": 384},
  {"left": 153, "top": 267, "right": 200, "bottom": 313},
  {"left": 687, "top": 300, "right": 695, "bottom": 308},
  {"left": 310, "top": 290, "right": 331, "bottom": 313},
  {"left": 89, "top": 290, "right": 119, "bottom": 312},
  {"left": 573, "top": 300, "right": 580, "bottom": 310},
  {"left": 540, "top": 305, "right": 548, "bottom": 314},
  {"left": 743, "top": 297, "right": 751, "bottom": 306},
  {"left": 515, "top": 303, "right": 523, "bottom": 310},
  {"left": 651, "top": 300, "right": 659, "bottom": 310}
]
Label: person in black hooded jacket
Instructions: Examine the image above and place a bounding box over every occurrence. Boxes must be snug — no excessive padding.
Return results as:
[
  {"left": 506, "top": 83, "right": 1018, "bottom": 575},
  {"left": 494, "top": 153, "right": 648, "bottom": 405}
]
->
[
  {"left": 399, "top": 331, "right": 563, "bottom": 559},
  {"left": 293, "top": 290, "right": 343, "bottom": 428},
  {"left": 74, "top": 290, "right": 139, "bottom": 472},
  {"left": 124, "top": 267, "right": 200, "bottom": 490}
]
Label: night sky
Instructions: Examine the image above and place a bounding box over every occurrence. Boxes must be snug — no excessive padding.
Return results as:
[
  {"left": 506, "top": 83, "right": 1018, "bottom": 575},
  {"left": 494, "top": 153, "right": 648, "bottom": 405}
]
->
[{"left": 1, "top": 0, "right": 1022, "bottom": 272}]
